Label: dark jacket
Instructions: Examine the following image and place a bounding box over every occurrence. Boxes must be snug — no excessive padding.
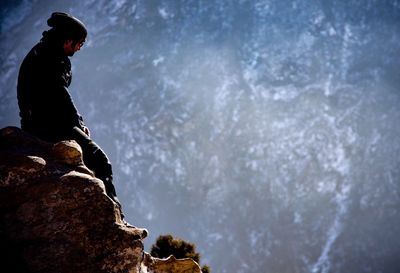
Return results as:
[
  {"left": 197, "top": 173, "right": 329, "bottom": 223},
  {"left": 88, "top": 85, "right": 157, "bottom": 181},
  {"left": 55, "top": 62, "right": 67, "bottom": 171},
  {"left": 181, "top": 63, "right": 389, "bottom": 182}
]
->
[{"left": 17, "top": 35, "right": 86, "bottom": 142}]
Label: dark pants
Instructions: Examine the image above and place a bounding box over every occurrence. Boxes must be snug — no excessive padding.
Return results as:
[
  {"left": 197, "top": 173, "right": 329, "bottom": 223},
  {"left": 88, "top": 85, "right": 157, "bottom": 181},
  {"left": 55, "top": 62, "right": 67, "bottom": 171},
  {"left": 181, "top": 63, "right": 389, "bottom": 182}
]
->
[{"left": 71, "top": 127, "right": 121, "bottom": 209}]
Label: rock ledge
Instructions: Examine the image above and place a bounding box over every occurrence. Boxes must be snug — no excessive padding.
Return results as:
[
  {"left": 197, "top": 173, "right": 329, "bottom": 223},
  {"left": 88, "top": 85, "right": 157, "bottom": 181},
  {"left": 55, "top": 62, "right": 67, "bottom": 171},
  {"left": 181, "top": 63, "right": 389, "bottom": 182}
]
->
[{"left": 0, "top": 126, "right": 201, "bottom": 273}]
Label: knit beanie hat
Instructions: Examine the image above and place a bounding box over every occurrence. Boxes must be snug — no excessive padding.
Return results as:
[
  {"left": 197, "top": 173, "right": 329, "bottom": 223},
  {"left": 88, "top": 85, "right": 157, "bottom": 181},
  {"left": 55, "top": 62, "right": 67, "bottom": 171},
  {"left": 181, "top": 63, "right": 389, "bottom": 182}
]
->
[{"left": 47, "top": 12, "right": 87, "bottom": 40}]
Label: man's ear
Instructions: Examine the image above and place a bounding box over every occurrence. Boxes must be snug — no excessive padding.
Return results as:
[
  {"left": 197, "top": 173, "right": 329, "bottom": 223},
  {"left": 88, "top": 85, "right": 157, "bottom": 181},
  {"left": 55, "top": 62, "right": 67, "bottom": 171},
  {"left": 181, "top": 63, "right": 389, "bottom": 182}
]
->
[
  {"left": 64, "top": 40, "right": 73, "bottom": 47},
  {"left": 63, "top": 40, "right": 74, "bottom": 55}
]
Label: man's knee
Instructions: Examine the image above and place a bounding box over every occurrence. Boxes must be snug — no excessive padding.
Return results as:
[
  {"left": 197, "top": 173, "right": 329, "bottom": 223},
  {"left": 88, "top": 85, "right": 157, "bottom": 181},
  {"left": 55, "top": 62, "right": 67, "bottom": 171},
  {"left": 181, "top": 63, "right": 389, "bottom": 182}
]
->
[
  {"left": 83, "top": 142, "right": 112, "bottom": 175},
  {"left": 71, "top": 129, "right": 112, "bottom": 177}
]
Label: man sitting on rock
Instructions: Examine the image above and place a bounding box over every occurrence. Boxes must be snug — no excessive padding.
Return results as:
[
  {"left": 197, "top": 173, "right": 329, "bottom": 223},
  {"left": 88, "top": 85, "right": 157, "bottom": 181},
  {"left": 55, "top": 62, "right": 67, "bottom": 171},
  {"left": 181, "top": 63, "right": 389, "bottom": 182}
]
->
[{"left": 17, "top": 12, "right": 125, "bottom": 221}]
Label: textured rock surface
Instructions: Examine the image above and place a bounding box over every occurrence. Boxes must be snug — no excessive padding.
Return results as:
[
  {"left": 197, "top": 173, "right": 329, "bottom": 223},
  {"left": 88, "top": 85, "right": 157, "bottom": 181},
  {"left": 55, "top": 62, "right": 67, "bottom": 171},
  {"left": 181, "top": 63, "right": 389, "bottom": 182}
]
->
[
  {"left": 0, "top": 126, "right": 201, "bottom": 273},
  {"left": 142, "top": 254, "right": 202, "bottom": 273}
]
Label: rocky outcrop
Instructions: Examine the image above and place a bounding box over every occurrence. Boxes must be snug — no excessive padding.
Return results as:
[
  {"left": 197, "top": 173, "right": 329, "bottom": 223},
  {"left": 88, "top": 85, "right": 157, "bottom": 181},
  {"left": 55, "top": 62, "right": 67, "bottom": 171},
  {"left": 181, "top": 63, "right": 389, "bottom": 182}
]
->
[{"left": 0, "top": 126, "right": 201, "bottom": 273}]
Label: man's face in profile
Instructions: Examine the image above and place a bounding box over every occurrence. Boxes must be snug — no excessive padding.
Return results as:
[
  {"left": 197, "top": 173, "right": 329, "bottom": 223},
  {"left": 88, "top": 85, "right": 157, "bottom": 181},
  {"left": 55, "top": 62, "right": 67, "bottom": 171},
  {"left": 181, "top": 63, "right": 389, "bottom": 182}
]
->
[{"left": 63, "top": 38, "right": 85, "bottom": 56}]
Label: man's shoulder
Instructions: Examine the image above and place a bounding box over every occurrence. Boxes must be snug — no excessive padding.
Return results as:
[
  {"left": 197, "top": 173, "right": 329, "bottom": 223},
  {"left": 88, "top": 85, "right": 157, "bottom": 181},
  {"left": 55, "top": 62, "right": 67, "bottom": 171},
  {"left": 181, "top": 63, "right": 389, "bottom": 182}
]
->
[
  {"left": 23, "top": 42, "right": 50, "bottom": 65},
  {"left": 23, "top": 42, "right": 70, "bottom": 70}
]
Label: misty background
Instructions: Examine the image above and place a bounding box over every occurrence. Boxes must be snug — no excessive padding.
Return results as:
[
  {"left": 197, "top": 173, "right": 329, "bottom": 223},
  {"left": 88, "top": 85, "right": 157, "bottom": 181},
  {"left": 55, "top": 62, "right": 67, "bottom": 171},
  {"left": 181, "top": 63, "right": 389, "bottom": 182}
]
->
[{"left": 1, "top": 1, "right": 400, "bottom": 272}]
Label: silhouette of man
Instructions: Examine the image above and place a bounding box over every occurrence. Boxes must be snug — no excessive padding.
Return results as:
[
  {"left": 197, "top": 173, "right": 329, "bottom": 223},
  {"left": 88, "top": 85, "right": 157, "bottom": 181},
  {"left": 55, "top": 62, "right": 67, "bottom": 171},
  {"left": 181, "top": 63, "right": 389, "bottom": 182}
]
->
[{"left": 17, "top": 12, "right": 124, "bottom": 219}]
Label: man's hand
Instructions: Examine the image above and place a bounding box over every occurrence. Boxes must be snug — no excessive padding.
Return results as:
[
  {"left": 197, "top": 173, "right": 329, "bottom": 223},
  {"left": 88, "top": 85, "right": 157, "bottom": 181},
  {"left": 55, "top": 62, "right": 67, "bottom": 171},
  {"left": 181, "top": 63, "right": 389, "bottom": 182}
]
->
[{"left": 83, "top": 126, "right": 90, "bottom": 137}]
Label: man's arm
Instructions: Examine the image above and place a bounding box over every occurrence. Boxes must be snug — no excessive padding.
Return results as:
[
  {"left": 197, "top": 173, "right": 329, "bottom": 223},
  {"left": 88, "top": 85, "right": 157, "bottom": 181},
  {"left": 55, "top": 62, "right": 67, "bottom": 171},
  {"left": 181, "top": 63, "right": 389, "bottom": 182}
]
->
[
  {"left": 44, "top": 55, "right": 89, "bottom": 135},
  {"left": 46, "top": 84, "right": 88, "bottom": 132}
]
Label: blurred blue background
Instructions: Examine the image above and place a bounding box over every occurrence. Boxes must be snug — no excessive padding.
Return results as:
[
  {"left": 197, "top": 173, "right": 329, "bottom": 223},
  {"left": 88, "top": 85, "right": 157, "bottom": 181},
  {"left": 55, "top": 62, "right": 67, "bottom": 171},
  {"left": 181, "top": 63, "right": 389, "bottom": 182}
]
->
[{"left": 1, "top": 1, "right": 400, "bottom": 272}]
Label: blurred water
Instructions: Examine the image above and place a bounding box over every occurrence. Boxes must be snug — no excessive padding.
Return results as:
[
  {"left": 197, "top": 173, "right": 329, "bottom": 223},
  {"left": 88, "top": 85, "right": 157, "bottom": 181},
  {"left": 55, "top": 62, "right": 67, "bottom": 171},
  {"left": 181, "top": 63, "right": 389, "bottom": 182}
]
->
[{"left": 1, "top": 1, "right": 400, "bottom": 272}]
